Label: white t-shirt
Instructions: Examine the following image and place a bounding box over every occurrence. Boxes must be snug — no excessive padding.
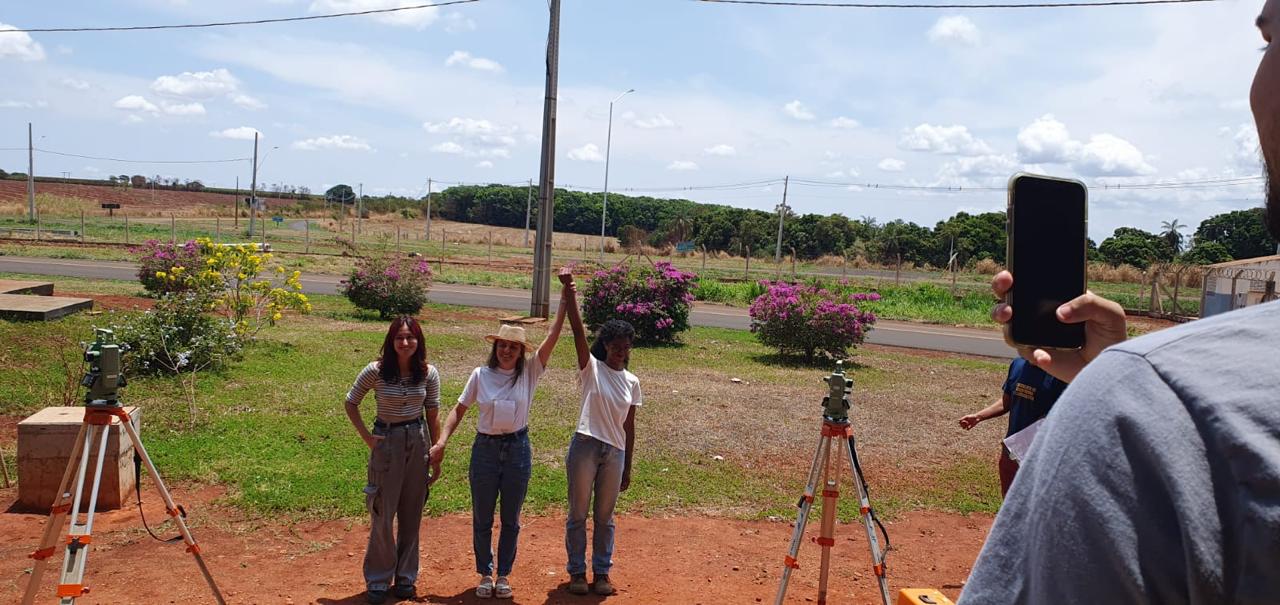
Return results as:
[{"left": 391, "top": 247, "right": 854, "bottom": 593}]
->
[
  {"left": 457, "top": 356, "right": 546, "bottom": 435},
  {"left": 576, "top": 356, "right": 642, "bottom": 450}
]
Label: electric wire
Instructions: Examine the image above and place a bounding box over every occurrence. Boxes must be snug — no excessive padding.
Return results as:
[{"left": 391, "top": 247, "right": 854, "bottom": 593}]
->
[{"left": 696, "top": 0, "right": 1220, "bottom": 9}]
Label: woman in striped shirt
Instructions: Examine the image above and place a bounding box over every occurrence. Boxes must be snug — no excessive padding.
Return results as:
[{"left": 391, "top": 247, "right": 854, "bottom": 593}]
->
[{"left": 344, "top": 316, "right": 442, "bottom": 605}]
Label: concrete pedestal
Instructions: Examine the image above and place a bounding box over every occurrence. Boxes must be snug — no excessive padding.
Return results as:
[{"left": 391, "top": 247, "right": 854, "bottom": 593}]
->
[{"left": 17, "top": 406, "right": 142, "bottom": 511}]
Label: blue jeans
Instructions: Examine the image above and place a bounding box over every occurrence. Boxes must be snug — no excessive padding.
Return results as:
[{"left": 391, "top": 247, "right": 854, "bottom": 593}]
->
[
  {"left": 469, "top": 430, "right": 532, "bottom": 577},
  {"left": 565, "top": 433, "right": 625, "bottom": 576}
]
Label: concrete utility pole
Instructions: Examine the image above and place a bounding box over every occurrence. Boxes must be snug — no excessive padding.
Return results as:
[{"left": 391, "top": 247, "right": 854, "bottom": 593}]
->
[
  {"left": 531, "top": 0, "right": 562, "bottom": 318},
  {"left": 27, "top": 123, "right": 35, "bottom": 223},
  {"left": 775, "top": 175, "right": 789, "bottom": 264},
  {"left": 247, "top": 132, "right": 259, "bottom": 237},
  {"left": 425, "top": 178, "right": 433, "bottom": 240}
]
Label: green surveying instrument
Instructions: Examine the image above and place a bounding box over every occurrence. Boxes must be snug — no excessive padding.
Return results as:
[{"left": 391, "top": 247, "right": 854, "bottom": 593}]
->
[
  {"left": 776, "top": 360, "right": 892, "bottom": 605},
  {"left": 22, "top": 329, "right": 226, "bottom": 605}
]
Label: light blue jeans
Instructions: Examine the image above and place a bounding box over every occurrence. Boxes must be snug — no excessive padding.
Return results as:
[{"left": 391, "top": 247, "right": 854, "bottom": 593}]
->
[
  {"left": 564, "top": 433, "right": 625, "bottom": 576},
  {"left": 469, "top": 430, "right": 532, "bottom": 578}
]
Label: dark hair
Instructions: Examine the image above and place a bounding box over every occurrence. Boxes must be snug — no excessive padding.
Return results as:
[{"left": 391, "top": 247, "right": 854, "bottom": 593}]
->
[
  {"left": 590, "top": 319, "right": 636, "bottom": 367},
  {"left": 379, "top": 316, "right": 428, "bottom": 384},
  {"left": 486, "top": 341, "right": 525, "bottom": 384}
]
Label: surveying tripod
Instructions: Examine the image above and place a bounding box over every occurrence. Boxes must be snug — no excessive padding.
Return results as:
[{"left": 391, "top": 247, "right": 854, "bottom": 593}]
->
[
  {"left": 775, "top": 361, "right": 891, "bottom": 605},
  {"left": 21, "top": 330, "right": 225, "bottom": 605}
]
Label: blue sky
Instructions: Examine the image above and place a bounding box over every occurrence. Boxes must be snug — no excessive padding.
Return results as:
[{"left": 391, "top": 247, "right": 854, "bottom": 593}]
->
[{"left": 0, "top": 0, "right": 1268, "bottom": 240}]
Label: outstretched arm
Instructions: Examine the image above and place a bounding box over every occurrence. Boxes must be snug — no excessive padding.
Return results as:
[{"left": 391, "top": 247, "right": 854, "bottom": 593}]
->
[
  {"left": 560, "top": 268, "right": 590, "bottom": 370},
  {"left": 536, "top": 267, "right": 577, "bottom": 367},
  {"left": 959, "top": 393, "right": 1011, "bottom": 430}
]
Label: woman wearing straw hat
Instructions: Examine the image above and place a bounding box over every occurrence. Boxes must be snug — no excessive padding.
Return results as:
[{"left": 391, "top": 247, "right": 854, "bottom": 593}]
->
[{"left": 430, "top": 267, "right": 577, "bottom": 599}]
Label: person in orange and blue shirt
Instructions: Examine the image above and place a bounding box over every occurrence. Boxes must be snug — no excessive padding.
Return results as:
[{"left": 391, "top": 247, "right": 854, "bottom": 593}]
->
[{"left": 959, "top": 358, "right": 1067, "bottom": 497}]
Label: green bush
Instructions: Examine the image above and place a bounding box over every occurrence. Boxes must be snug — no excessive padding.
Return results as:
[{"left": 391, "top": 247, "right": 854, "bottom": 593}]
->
[
  {"left": 583, "top": 262, "right": 697, "bottom": 343},
  {"left": 342, "top": 254, "right": 434, "bottom": 318},
  {"left": 112, "top": 292, "right": 242, "bottom": 375}
]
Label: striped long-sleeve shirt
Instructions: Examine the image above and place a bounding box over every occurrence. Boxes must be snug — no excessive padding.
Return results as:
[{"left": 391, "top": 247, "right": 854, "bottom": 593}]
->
[{"left": 345, "top": 361, "right": 441, "bottom": 419}]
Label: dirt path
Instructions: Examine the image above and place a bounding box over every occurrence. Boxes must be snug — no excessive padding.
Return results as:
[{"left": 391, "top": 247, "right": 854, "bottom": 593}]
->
[{"left": 1, "top": 486, "right": 991, "bottom": 605}]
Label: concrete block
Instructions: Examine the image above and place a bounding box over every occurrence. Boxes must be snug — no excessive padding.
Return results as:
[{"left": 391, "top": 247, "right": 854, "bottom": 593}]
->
[{"left": 17, "top": 406, "right": 142, "bottom": 511}]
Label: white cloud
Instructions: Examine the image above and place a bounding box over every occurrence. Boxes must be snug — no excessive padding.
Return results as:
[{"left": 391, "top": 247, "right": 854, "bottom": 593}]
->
[
  {"left": 151, "top": 68, "right": 239, "bottom": 99},
  {"left": 444, "top": 12, "right": 477, "bottom": 33},
  {"left": 568, "top": 143, "right": 605, "bottom": 162},
  {"left": 0, "top": 23, "right": 45, "bottom": 61},
  {"left": 830, "top": 116, "right": 860, "bottom": 129},
  {"left": 444, "top": 50, "right": 504, "bottom": 73},
  {"left": 900, "top": 123, "right": 992, "bottom": 156},
  {"left": 0, "top": 100, "right": 47, "bottom": 109},
  {"left": 631, "top": 113, "right": 677, "bottom": 129},
  {"left": 309, "top": 0, "right": 440, "bottom": 29},
  {"left": 1017, "top": 115, "right": 1077, "bottom": 163},
  {"left": 292, "top": 135, "right": 373, "bottom": 151},
  {"left": 210, "top": 126, "right": 263, "bottom": 141},
  {"left": 113, "top": 95, "right": 159, "bottom": 113},
  {"left": 704, "top": 144, "right": 737, "bottom": 157},
  {"left": 667, "top": 160, "right": 700, "bottom": 171},
  {"left": 423, "top": 117, "right": 516, "bottom": 146},
  {"left": 475, "top": 160, "right": 494, "bottom": 169},
  {"left": 783, "top": 100, "right": 814, "bottom": 121},
  {"left": 939, "top": 154, "right": 1019, "bottom": 178},
  {"left": 60, "top": 78, "right": 90, "bottom": 91},
  {"left": 1229, "top": 123, "right": 1261, "bottom": 171},
  {"left": 878, "top": 158, "right": 906, "bottom": 172},
  {"left": 927, "top": 16, "right": 981, "bottom": 47},
  {"left": 229, "top": 93, "right": 267, "bottom": 110},
  {"left": 1074, "top": 134, "right": 1156, "bottom": 176},
  {"left": 160, "top": 101, "right": 206, "bottom": 116},
  {"left": 431, "top": 141, "right": 465, "bottom": 154}
]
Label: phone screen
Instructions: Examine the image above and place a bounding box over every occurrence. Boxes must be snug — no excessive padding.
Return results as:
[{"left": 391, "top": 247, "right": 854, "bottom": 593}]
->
[{"left": 1008, "top": 174, "right": 1087, "bottom": 349}]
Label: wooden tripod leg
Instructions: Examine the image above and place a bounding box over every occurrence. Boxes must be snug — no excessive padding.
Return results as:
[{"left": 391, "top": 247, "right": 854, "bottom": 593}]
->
[
  {"left": 119, "top": 417, "right": 227, "bottom": 605},
  {"left": 21, "top": 422, "right": 90, "bottom": 605}
]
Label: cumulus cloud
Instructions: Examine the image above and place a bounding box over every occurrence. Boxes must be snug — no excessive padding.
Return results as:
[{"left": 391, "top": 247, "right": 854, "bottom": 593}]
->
[
  {"left": 309, "top": 0, "right": 440, "bottom": 28},
  {"left": 1016, "top": 115, "right": 1076, "bottom": 163},
  {"left": 938, "top": 154, "right": 1019, "bottom": 179},
  {"left": 830, "top": 116, "right": 860, "bottom": 129},
  {"left": 229, "top": 93, "right": 267, "bottom": 110},
  {"left": 444, "top": 12, "right": 477, "bottom": 33},
  {"left": 783, "top": 100, "right": 815, "bottom": 121},
  {"left": 292, "top": 135, "right": 373, "bottom": 151},
  {"left": 1229, "top": 123, "right": 1261, "bottom": 172},
  {"left": 0, "top": 23, "right": 45, "bottom": 61},
  {"left": 900, "top": 123, "right": 992, "bottom": 156},
  {"left": 444, "top": 50, "right": 504, "bottom": 73},
  {"left": 667, "top": 160, "right": 700, "bottom": 171},
  {"left": 927, "top": 16, "right": 981, "bottom": 47},
  {"left": 160, "top": 101, "right": 206, "bottom": 116},
  {"left": 151, "top": 68, "right": 239, "bottom": 99},
  {"left": 475, "top": 160, "right": 494, "bottom": 168},
  {"left": 60, "top": 78, "right": 90, "bottom": 91},
  {"left": 210, "top": 126, "right": 263, "bottom": 140},
  {"left": 568, "top": 143, "right": 604, "bottom": 162},
  {"left": 878, "top": 158, "right": 906, "bottom": 172},
  {"left": 704, "top": 144, "right": 737, "bottom": 157},
  {"left": 626, "top": 112, "right": 676, "bottom": 129},
  {"left": 1016, "top": 115, "right": 1155, "bottom": 176},
  {"left": 431, "top": 141, "right": 465, "bottom": 154},
  {"left": 423, "top": 117, "right": 517, "bottom": 158},
  {"left": 113, "top": 95, "right": 159, "bottom": 113}
]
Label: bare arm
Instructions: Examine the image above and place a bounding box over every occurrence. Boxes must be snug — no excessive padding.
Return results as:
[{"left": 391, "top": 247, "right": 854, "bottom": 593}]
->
[
  {"left": 959, "top": 393, "right": 1012, "bottom": 430},
  {"left": 537, "top": 271, "right": 576, "bottom": 367},
  {"left": 620, "top": 406, "right": 637, "bottom": 491},
  {"left": 425, "top": 407, "right": 441, "bottom": 484},
  {"left": 345, "top": 401, "right": 382, "bottom": 449},
  {"left": 428, "top": 403, "right": 469, "bottom": 465},
  {"left": 560, "top": 268, "right": 590, "bottom": 370}
]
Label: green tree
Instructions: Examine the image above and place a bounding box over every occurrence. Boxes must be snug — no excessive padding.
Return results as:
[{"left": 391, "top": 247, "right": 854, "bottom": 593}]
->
[
  {"left": 325, "top": 184, "right": 356, "bottom": 206},
  {"left": 1099, "top": 234, "right": 1162, "bottom": 269},
  {"left": 1180, "top": 241, "right": 1234, "bottom": 265},
  {"left": 1194, "top": 208, "right": 1278, "bottom": 260},
  {"left": 1160, "top": 219, "right": 1187, "bottom": 256}
]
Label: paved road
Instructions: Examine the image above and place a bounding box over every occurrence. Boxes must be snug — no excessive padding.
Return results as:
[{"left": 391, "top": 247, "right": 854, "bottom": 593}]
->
[{"left": 0, "top": 256, "right": 1014, "bottom": 358}]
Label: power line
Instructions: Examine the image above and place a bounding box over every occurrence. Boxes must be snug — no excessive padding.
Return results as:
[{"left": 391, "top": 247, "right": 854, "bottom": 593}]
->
[
  {"left": 34, "top": 148, "right": 251, "bottom": 164},
  {"left": 695, "top": 0, "right": 1220, "bottom": 8},
  {"left": 0, "top": 0, "right": 480, "bottom": 34}
]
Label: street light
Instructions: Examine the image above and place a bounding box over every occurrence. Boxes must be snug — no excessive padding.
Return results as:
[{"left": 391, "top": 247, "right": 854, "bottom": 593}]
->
[{"left": 600, "top": 88, "right": 635, "bottom": 263}]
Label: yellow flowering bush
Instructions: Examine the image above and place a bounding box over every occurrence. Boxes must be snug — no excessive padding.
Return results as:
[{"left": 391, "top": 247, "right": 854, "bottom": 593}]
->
[{"left": 167, "top": 238, "right": 312, "bottom": 338}]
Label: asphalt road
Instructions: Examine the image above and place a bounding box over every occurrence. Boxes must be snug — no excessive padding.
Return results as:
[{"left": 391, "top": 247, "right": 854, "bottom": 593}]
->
[{"left": 0, "top": 256, "right": 1015, "bottom": 358}]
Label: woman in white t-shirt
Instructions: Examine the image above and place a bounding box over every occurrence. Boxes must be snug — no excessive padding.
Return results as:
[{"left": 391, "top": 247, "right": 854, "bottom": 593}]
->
[
  {"left": 561, "top": 288, "right": 642, "bottom": 597},
  {"left": 429, "top": 268, "right": 576, "bottom": 600}
]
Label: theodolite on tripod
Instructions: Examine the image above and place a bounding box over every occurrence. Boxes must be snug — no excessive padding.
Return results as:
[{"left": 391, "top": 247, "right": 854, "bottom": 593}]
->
[{"left": 22, "top": 329, "right": 226, "bottom": 605}]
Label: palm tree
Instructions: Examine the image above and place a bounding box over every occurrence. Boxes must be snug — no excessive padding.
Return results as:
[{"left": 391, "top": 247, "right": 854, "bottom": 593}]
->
[{"left": 1160, "top": 219, "right": 1187, "bottom": 255}]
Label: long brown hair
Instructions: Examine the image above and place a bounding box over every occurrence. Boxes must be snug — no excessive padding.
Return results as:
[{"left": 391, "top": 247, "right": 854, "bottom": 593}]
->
[
  {"left": 379, "top": 316, "right": 428, "bottom": 384},
  {"left": 486, "top": 341, "right": 525, "bottom": 385}
]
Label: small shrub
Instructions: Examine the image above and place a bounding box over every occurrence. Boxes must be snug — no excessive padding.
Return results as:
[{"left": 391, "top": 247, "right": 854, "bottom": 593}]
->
[
  {"left": 134, "top": 239, "right": 203, "bottom": 295},
  {"left": 749, "top": 281, "right": 879, "bottom": 361},
  {"left": 342, "top": 253, "right": 434, "bottom": 318},
  {"left": 112, "top": 292, "right": 242, "bottom": 376},
  {"left": 972, "top": 258, "right": 1003, "bottom": 275},
  {"left": 583, "top": 261, "right": 696, "bottom": 343}
]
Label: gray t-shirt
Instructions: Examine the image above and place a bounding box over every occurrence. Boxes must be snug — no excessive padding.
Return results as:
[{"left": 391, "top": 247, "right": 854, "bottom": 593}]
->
[{"left": 961, "top": 300, "right": 1280, "bottom": 605}]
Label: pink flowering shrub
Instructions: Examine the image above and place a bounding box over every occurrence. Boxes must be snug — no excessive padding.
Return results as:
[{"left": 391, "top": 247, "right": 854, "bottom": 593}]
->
[
  {"left": 749, "top": 281, "right": 879, "bottom": 361},
  {"left": 582, "top": 261, "right": 696, "bottom": 343},
  {"left": 134, "top": 239, "right": 204, "bottom": 295},
  {"left": 342, "top": 254, "right": 434, "bottom": 318}
]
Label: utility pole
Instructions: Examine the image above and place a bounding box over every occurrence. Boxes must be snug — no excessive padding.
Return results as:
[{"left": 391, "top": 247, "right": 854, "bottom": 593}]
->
[
  {"left": 247, "top": 133, "right": 259, "bottom": 237},
  {"left": 27, "top": 122, "right": 35, "bottom": 223},
  {"left": 774, "top": 175, "right": 789, "bottom": 264},
  {"left": 531, "top": 0, "right": 561, "bottom": 318},
  {"left": 523, "top": 179, "right": 533, "bottom": 248},
  {"left": 234, "top": 176, "right": 240, "bottom": 228},
  {"left": 358, "top": 182, "right": 363, "bottom": 235},
  {"left": 425, "top": 178, "right": 433, "bottom": 240}
]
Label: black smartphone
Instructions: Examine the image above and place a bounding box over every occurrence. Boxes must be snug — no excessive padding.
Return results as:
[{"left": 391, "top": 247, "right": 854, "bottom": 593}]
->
[{"left": 1006, "top": 173, "right": 1088, "bottom": 350}]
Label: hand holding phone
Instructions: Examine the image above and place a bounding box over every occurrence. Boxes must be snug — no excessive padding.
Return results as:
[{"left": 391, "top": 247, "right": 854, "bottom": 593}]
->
[{"left": 1004, "top": 173, "right": 1088, "bottom": 350}]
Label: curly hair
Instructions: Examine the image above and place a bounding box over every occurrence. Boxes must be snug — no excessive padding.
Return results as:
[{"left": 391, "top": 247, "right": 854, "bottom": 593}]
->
[{"left": 590, "top": 319, "right": 636, "bottom": 366}]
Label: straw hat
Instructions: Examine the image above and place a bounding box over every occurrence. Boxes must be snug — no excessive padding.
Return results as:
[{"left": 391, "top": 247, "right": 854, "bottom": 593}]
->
[{"left": 484, "top": 324, "right": 537, "bottom": 354}]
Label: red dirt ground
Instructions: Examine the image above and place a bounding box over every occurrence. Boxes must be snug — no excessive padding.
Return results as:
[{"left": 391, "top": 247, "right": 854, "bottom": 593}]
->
[{"left": 0, "top": 484, "right": 991, "bottom": 605}]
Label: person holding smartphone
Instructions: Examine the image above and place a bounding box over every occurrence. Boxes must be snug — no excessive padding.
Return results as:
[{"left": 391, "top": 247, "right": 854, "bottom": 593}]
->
[
  {"left": 958, "top": 358, "right": 1066, "bottom": 497},
  {"left": 961, "top": 6, "right": 1280, "bottom": 601}
]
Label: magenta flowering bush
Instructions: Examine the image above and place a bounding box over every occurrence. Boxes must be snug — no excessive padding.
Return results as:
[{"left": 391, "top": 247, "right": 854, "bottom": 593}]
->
[
  {"left": 749, "top": 281, "right": 880, "bottom": 361},
  {"left": 582, "top": 261, "right": 696, "bottom": 343},
  {"left": 342, "top": 254, "right": 434, "bottom": 318},
  {"left": 134, "top": 239, "right": 204, "bottom": 295}
]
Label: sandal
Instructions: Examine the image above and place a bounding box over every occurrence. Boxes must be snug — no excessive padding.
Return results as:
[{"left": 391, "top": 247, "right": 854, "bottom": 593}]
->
[
  {"left": 476, "top": 576, "right": 494, "bottom": 599},
  {"left": 495, "top": 576, "right": 513, "bottom": 599}
]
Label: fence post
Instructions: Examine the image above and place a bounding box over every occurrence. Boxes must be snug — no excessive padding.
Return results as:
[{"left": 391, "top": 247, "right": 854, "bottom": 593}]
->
[
  {"left": 701, "top": 245, "right": 707, "bottom": 271},
  {"left": 36, "top": 210, "right": 41, "bottom": 241},
  {"left": 396, "top": 226, "right": 401, "bottom": 253},
  {"left": 488, "top": 231, "right": 493, "bottom": 265},
  {"left": 745, "top": 246, "right": 750, "bottom": 279},
  {"left": 80, "top": 210, "right": 85, "bottom": 243},
  {"left": 216, "top": 216, "right": 221, "bottom": 241},
  {"left": 305, "top": 219, "right": 310, "bottom": 254},
  {"left": 124, "top": 213, "right": 129, "bottom": 245},
  {"left": 351, "top": 213, "right": 357, "bottom": 251},
  {"left": 843, "top": 253, "right": 848, "bottom": 280},
  {"left": 790, "top": 247, "right": 797, "bottom": 280}
]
